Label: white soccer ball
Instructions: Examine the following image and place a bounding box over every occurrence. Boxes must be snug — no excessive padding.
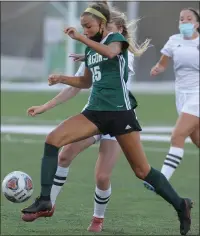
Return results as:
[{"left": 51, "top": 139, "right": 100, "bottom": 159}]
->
[{"left": 2, "top": 171, "right": 33, "bottom": 203}]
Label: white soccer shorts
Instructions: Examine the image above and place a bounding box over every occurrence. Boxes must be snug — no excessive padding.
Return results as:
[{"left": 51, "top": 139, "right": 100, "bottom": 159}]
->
[
  {"left": 93, "top": 134, "right": 117, "bottom": 143},
  {"left": 176, "top": 91, "right": 199, "bottom": 118}
]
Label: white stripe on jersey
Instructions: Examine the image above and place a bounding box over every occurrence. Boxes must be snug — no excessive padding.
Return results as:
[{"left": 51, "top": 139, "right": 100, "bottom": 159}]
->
[
  {"left": 75, "top": 62, "right": 85, "bottom": 77},
  {"left": 118, "top": 55, "right": 131, "bottom": 110}
]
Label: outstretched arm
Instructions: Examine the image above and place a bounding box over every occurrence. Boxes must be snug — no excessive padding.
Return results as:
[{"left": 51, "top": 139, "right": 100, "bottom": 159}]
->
[
  {"left": 42, "top": 86, "right": 81, "bottom": 110},
  {"left": 48, "top": 67, "right": 92, "bottom": 89},
  {"left": 64, "top": 27, "right": 124, "bottom": 59},
  {"left": 27, "top": 86, "right": 81, "bottom": 116},
  {"left": 79, "top": 35, "right": 122, "bottom": 59},
  {"left": 27, "top": 61, "right": 87, "bottom": 116},
  {"left": 150, "top": 55, "right": 170, "bottom": 76}
]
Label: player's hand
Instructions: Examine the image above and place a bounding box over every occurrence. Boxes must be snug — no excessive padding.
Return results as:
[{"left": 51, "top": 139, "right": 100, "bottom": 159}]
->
[
  {"left": 64, "top": 27, "right": 81, "bottom": 40},
  {"left": 27, "top": 105, "right": 46, "bottom": 116},
  {"left": 150, "top": 64, "right": 165, "bottom": 76},
  {"left": 69, "top": 53, "right": 85, "bottom": 62},
  {"left": 48, "top": 74, "right": 62, "bottom": 86}
]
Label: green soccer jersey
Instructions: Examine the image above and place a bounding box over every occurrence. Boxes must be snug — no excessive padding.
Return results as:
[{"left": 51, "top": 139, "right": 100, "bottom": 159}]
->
[{"left": 84, "top": 32, "right": 133, "bottom": 111}]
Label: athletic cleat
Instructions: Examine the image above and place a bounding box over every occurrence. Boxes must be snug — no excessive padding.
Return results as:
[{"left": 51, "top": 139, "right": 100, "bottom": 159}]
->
[
  {"left": 143, "top": 181, "right": 155, "bottom": 192},
  {"left": 87, "top": 217, "right": 104, "bottom": 232},
  {"left": 44, "top": 205, "right": 55, "bottom": 217},
  {"left": 177, "top": 198, "right": 193, "bottom": 235},
  {"left": 21, "top": 197, "right": 53, "bottom": 222}
]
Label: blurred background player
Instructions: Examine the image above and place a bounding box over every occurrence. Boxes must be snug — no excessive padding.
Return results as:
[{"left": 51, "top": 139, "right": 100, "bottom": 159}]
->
[
  {"left": 26, "top": 6, "right": 150, "bottom": 232},
  {"left": 144, "top": 8, "right": 199, "bottom": 191}
]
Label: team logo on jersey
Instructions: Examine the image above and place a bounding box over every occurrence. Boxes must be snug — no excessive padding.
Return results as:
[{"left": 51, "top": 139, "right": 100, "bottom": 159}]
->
[
  {"left": 6, "top": 177, "right": 19, "bottom": 190},
  {"left": 88, "top": 53, "right": 108, "bottom": 66}
]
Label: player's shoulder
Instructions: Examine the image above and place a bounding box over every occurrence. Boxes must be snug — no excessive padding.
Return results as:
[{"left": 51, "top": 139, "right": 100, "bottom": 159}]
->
[
  {"left": 85, "top": 46, "right": 92, "bottom": 56},
  {"left": 168, "top": 34, "right": 182, "bottom": 42},
  {"left": 85, "top": 46, "right": 89, "bottom": 52},
  {"left": 110, "top": 32, "right": 125, "bottom": 39},
  {"left": 106, "top": 32, "right": 127, "bottom": 42},
  {"left": 105, "top": 32, "right": 129, "bottom": 50}
]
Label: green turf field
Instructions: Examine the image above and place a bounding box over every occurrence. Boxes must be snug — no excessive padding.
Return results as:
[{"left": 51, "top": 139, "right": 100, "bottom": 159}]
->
[{"left": 1, "top": 91, "right": 199, "bottom": 235}]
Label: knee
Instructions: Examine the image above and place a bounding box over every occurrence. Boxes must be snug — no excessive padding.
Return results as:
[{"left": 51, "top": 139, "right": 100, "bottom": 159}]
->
[
  {"left": 96, "top": 172, "right": 110, "bottom": 186},
  {"left": 58, "top": 144, "right": 80, "bottom": 167},
  {"left": 134, "top": 166, "right": 150, "bottom": 180},
  {"left": 58, "top": 152, "right": 69, "bottom": 167},
  {"left": 46, "top": 131, "right": 61, "bottom": 147}
]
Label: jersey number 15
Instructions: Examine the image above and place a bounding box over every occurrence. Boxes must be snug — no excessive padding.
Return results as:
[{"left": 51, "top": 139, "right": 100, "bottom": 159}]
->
[{"left": 91, "top": 66, "right": 101, "bottom": 82}]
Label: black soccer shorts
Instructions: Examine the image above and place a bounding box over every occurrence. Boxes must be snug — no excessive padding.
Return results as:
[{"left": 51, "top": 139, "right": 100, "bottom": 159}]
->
[{"left": 81, "top": 109, "right": 142, "bottom": 137}]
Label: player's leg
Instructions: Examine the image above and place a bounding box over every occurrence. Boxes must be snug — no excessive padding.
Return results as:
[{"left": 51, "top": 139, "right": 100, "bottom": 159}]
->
[
  {"left": 88, "top": 136, "right": 121, "bottom": 232},
  {"left": 29, "top": 135, "right": 101, "bottom": 220},
  {"left": 160, "top": 92, "right": 199, "bottom": 180},
  {"left": 145, "top": 92, "right": 199, "bottom": 191},
  {"left": 21, "top": 114, "right": 100, "bottom": 221},
  {"left": 110, "top": 109, "right": 192, "bottom": 235},
  {"left": 116, "top": 132, "right": 193, "bottom": 235},
  {"left": 190, "top": 126, "right": 200, "bottom": 148},
  {"left": 160, "top": 112, "right": 199, "bottom": 181},
  {"left": 51, "top": 135, "right": 100, "bottom": 207}
]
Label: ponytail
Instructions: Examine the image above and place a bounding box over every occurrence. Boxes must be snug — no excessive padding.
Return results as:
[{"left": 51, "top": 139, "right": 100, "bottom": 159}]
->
[{"left": 125, "top": 19, "right": 151, "bottom": 56}]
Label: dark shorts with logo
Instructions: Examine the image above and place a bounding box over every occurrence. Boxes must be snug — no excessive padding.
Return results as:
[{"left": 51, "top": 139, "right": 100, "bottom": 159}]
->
[{"left": 81, "top": 109, "right": 142, "bottom": 137}]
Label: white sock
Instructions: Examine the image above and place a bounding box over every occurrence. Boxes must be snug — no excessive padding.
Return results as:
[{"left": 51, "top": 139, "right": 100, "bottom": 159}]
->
[
  {"left": 161, "top": 146, "right": 184, "bottom": 181},
  {"left": 93, "top": 185, "right": 111, "bottom": 218},
  {"left": 50, "top": 166, "right": 69, "bottom": 206}
]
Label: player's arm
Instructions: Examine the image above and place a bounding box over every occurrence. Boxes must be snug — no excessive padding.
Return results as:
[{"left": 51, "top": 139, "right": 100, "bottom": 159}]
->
[
  {"left": 49, "top": 67, "right": 92, "bottom": 89},
  {"left": 41, "top": 86, "right": 81, "bottom": 110},
  {"left": 150, "top": 55, "right": 170, "bottom": 76},
  {"left": 27, "top": 62, "right": 87, "bottom": 116},
  {"left": 27, "top": 86, "right": 81, "bottom": 116},
  {"left": 64, "top": 27, "right": 127, "bottom": 59},
  {"left": 69, "top": 53, "right": 85, "bottom": 62},
  {"left": 151, "top": 36, "right": 173, "bottom": 76},
  {"left": 79, "top": 35, "right": 123, "bottom": 59}
]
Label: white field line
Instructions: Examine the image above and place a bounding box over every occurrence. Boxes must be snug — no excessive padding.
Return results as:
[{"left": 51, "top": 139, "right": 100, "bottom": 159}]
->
[
  {"left": 1, "top": 124, "right": 175, "bottom": 134},
  {"left": 1, "top": 119, "right": 175, "bottom": 133},
  {"left": 1, "top": 125, "right": 192, "bottom": 143},
  {"left": 1, "top": 134, "right": 197, "bottom": 156},
  {"left": 1, "top": 82, "right": 175, "bottom": 94}
]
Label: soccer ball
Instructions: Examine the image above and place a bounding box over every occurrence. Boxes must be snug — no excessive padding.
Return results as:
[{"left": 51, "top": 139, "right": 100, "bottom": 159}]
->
[{"left": 2, "top": 171, "right": 33, "bottom": 203}]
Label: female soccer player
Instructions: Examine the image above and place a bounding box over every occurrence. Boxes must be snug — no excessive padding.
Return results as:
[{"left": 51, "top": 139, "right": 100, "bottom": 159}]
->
[
  {"left": 21, "top": 3, "right": 193, "bottom": 235},
  {"left": 25, "top": 9, "right": 150, "bottom": 232},
  {"left": 144, "top": 8, "right": 199, "bottom": 190}
]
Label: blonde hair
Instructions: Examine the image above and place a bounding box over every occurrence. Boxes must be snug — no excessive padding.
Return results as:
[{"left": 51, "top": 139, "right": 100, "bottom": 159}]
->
[{"left": 110, "top": 9, "right": 151, "bottom": 56}]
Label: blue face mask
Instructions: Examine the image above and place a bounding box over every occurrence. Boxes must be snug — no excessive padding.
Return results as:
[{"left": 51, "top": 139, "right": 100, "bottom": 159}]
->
[{"left": 179, "top": 23, "right": 195, "bottom": 38}]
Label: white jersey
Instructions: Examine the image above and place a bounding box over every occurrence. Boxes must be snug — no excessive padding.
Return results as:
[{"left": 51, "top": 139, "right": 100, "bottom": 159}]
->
[
  {"left": 74, "top": 51, "right": 135, "bottom": 90},
  {"left": 161, "top": 34, "right": 199, "bottom": 93}
]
